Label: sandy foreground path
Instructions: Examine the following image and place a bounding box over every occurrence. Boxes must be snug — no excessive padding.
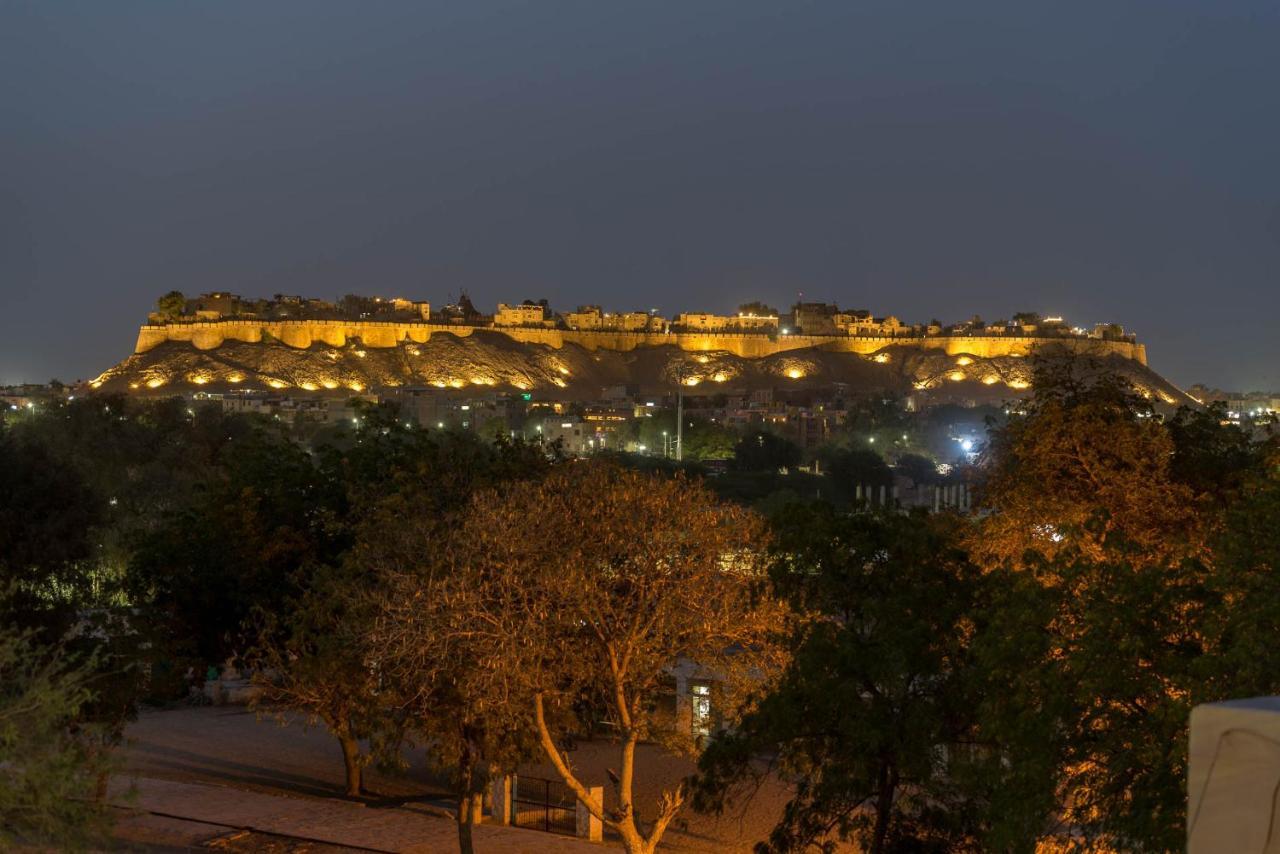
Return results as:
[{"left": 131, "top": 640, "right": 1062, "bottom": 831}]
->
[{"left": 113, "top": 706, "right": 803, "bottom": 852}]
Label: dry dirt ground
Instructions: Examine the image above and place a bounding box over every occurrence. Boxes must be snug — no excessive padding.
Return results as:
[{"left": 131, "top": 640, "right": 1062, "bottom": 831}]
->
[{"left": 115, "top": 705, "right": 812, "bottom": 852}]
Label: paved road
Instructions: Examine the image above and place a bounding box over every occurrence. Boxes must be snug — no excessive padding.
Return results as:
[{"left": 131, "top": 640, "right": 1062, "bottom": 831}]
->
[
  {"left": 118, "top": 706, "right": 798, "bottom": 851},
  {"left": 112, "top": 776, "right": 602, "bottom": 853}
]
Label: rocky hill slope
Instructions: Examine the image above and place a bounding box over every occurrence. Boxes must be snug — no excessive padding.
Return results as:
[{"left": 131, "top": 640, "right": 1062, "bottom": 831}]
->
[{"left": 90, "top": 329, "right": 1190, "bottom": 406}]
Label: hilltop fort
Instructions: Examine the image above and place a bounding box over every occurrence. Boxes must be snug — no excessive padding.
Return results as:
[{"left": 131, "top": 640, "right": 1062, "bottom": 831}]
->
[{"left": 91, "top": 290, "right": 1179, "bottom": 404}]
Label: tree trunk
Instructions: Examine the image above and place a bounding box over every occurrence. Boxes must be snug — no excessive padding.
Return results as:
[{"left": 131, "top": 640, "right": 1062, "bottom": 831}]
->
[
  {"left": 338, "top": 731, "right": 362, "bottom": 797},
  {"left": 456, "top": 740, "right": 477, "bottom": 854},
  {"left": 869, "top": 762, "right": 897, "bottom": 854},
  {"left": 456, "top": 792, "right": 475, "bottom": 854}
]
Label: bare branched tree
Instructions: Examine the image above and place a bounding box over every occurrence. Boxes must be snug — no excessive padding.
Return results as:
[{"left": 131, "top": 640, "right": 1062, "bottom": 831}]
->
[{"left": 450, "top": 462, "right": 787, "bottom": 854}]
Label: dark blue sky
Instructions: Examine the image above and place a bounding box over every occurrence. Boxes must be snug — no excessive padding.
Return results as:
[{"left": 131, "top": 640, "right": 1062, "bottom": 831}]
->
[{"left": 3, "top": 1, "right": 1278, "bottom": 388}]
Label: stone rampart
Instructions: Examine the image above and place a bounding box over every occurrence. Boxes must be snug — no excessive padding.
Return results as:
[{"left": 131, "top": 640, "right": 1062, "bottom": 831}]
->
[{"left": 134, "top": 320, "right": 1146, "bottom": 365}]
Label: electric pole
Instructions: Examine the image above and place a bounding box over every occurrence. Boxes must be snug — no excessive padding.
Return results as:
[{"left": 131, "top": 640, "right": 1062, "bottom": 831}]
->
[{"left": 675, "top": 363, "right": 684, "bottom": 462}]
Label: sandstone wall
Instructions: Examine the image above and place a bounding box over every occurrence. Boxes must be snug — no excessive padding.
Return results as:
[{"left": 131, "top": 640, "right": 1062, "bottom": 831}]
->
[{"left": 134, "top": 320, "right": 1147, "bottom": 365}]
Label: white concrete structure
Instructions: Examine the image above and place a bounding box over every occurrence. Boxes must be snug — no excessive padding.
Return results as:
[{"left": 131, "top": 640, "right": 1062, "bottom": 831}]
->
[{"left": 1188, "top": 696, "right": 1280, "bottom": 853}]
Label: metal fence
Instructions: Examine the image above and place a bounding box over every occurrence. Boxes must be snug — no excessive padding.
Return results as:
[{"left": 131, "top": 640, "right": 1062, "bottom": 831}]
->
[{"left": 512, "top": 775, "right": 577, "bottom": 834}]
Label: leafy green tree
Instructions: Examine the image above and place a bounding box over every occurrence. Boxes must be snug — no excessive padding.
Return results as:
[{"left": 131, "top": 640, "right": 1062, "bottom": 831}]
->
[
  {"left": 0, "top": 432, "right": 102, "bottom": 628},
  {"left": 683, "top": 417, "right": 738, "bottom": 461},
  {"left": 817, "top": 446, "right": 893, "bottom": 501},
  {"left": 734, "top": 431, "right": 801, "bottom": 472},
  {"left": 895, "top": 452, "right": 939, "bottom": 485},
  {"left": 694, "top": 506, "right": 1007, "bottom": 853},
  {"left": 738, "top": 301, "right": 780, "bottom": 317},
  {"left": 0, "top": 427, "right": 148, "bottom": 807},
  {"left": 0, "top": 623, "right": 114, "bottom": 851},
  {"left": 973, "top": 550, "right": 1207, "bottom": 852},
  {"left": 129, "top": 429, "right": 340, "bottom": 663},
  {"left": 155, "top": 290, "right": 186, "bottom": 319},
  {"left": 250, "top": 563, "right": 395, "bottom": 798},
  {"left": 1165, "top": 402, "right": 1262, "bottom": 504}
]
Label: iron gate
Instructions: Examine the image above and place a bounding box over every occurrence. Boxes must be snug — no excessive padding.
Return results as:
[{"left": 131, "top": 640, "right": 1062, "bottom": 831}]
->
[{"left": 512, "top": 775, "right": 577, "bottom": 834}]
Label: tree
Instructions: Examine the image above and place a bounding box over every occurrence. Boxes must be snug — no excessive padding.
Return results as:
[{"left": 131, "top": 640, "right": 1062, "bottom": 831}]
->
[
  {"left": 969, "top": 359, "right": 1204, "bottom": 571},
  {"left": 734, "top": 431, "right": 802, "bottom": 472},
  {"left": 972, "top": 545, "right": 1225, "bottom": 852},
  {"left": 683, "top": 417, "right": 738, "bottom": 461},
  {"left": 895, "top": 452, "right": 939, "bottom": 485},
  {"left": 155, "top": 290, "right": 186, "bottom": 319},
  {"left": 0, "top": 432, "right": 102, "bottom": 628},
  {"left": 250, "top": 563, "right": 393, "bottom": 798},
  {"left": 693, "top": 506, "right": 1011, "bottom": 854},
  {"left": 738, "top": 301, "right": 780, "bottom": 317},
  {"left": 129, "top": 429, "right": 339, "bottom": 663},
  {"left": 356, "top": 432, "right": 553, "bottom": 853},
  {"left": 0, "top": 623, "right": 114, "bottom": 851},
  {"left": 370, "top": 529, "right": 545, "bottom": 854},
  {"left": 447, "top": 463, "right": 786, "bottom": 854},
  {"left": 817, "top": 446, "right": 892, "bottom": 500},
  {"left": 1165, "top": 402, "right": 1262, "bottom": 505}
]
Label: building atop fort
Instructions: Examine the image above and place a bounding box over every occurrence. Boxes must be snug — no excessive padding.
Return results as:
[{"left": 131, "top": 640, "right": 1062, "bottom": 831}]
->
[{"left": 145, "top": 290, "right": 1137, "bottom": 346}]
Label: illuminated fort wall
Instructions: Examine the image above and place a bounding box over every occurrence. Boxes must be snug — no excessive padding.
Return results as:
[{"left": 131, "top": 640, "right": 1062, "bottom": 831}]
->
[{"left": 134, "top": 319, "right": 1147, "bottom": 365}]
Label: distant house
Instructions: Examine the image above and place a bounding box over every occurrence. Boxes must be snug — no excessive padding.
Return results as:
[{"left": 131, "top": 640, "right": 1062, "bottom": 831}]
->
[
  {"left": 674, "top": 312, "right": 775, "bottom": 333},
  {"left": 495, "top": 302, "right": 550, "bottom": 327},
  {"left": 571, "top": 309, "right": 668, "bottom": 333}
]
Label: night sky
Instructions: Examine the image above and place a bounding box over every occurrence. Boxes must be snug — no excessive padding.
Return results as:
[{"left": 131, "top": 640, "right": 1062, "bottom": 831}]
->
[{"left": 3, "top": 1, "right": 1278, "bottom": 389}]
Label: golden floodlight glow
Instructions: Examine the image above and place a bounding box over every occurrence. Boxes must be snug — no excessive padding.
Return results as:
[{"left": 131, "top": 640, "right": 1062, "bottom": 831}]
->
[
  {"left": 955, "top": 356, "right": 973, "bottom": 366},
  {"left": 349, "top": 381, "right": 364, "bottom": 392},
  {"left": 90, "top": 380, "right": 103, "bottom": 389},
  {"left": 873, "top": 353, "right": 890, "bottom": 364},
  {"left": 300, "top": 382, "right": 318, "bottom": 391},
  {"left": 684, "top": 376, "right": 702, "bottom": 386},
  {"left": 552, "top": 377, "right": 567, "bottom": 388},
  {"left": 354, "top": 349, "right": 367, "bottom": 358},
  {"left": 712, "top": 372, "right": 728, "bottom": 383},
  {"left": 1008, "top": 379, "right": 1030, "bottom": 390},
  {"left": 982, "top": 375, "right": 1000, "bottom": 385},
  {"left": 146, "top": 378, "right": 165, "bottom": 388},
  {"left": 129, "top": 382, "right": 140, "bottom": 390},
  {"left": 696, "top": 355, "right": 710, "bottom": 364},
  {"left": 268, "top": 380, "right": 287, "bottom": 389},
  {"left": 512, "top": 381, "right": 530, "bottom": 390},
  {"left": 228, "top": 373, "right": 244, "bottom": 383},
  {"left": 448, "top": 379, "right": 464, "bottom": 388},
  {"left": 430, "top": 380, "right": 447, "bottom": 388},
  {"left": 557, "top": 366, "right": 570, "bottom": 376},
  {"left": 786, "top": 368, "right": 804, "bottom": 379},
  {"left": 913, "top": 380, "right": 930, "bottom": 390},
  {"left": 321, "top": 380, "right": 339, "bottom": 389},
  {"left": 949, "top": 371, "right": 966, "bottom": 382},
  {"left": 470, "top": 377, "right": 495, "bottom": 386},
  {"left": 190, "top": 375, "right": 209, "bottom": 385}
]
